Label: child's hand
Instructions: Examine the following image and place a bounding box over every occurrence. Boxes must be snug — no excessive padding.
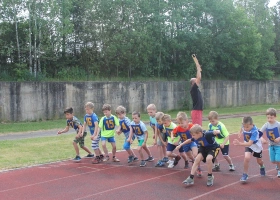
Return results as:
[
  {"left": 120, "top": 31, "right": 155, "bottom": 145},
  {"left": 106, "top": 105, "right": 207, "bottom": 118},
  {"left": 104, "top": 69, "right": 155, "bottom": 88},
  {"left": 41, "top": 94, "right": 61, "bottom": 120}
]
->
[
  {"left": 153, "top": 140, "right": 157, "bottom": 146},
  {"left": 171, "top": 137, "right": 174, "bottom": 142},
  {"left": 57, "top": 131, "right": 62, "bottom": 135},
  {"left": 79, "top": 133, "right": 83, "bottom": 138},
  {"left": 129, "top": 139, "right": 133, "bottom": 144},
  {"left": 213, "top": 130, "right": 220, "bottom": 135},
  {"left": 142, "top": 142, "right": 146, "bottom": 147},
  {"left": 274, "top": 137, "right": 280, "bottom": 143},
  {"left": 220, "top": 144, "right": 224, "bottom": 149},
  {"left": 173, "top": 141, "right": 179, "bottom": 146},
  {"left": 91, "top": 135, "right": 97, "bottom": 140},
  {"left": 175, "top": 145, "right": 181, "bottom": 150},
  {"left": 163, "top": 142, "right": 167, "bottom": 147},
  {"left": 233, "top": 139, "right": 240, "bottom": 145},
  {"left": 116, "top": 130, "right": 121, "bottom": 135}
]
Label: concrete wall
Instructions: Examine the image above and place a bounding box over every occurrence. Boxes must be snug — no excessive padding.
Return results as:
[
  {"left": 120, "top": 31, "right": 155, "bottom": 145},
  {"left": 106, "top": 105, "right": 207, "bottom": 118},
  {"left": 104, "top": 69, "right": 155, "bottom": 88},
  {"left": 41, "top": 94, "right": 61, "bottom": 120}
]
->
[{"left": 0, "top": 81, "right": 279, "bottom": 122}]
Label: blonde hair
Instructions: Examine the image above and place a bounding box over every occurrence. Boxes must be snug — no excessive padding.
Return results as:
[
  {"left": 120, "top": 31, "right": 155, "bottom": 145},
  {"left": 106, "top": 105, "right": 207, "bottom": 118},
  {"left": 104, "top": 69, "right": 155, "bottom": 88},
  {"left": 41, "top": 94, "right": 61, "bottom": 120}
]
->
[
  {"left": 85, "top": 102, "right": 94, "bottom": 109},
  {"left": 208, "top": 111, "right": 219, "bottom": 120},
  {"left": 266, "top": 108, "right": 277, "bottom": 117},
  {"left": 155, "top": 112, "right": 165, "bottom": 120},
  {"left": 162, "top": 114, "right": 171, "bottom": 122},
  {"left": 102, "top": 104, "right": 111, "bottom": 111},
  {"left": 176, "top": 111, "right": 188, "bottom": 121},
  {"left": 116, "top": 105, "right": 126, "bottom": 114},
  {"left": 147, "top": 104, "right": 156, "bottom": 111},
  {"left": 190, "top": 124, "right": 203, "bottom": 134}
]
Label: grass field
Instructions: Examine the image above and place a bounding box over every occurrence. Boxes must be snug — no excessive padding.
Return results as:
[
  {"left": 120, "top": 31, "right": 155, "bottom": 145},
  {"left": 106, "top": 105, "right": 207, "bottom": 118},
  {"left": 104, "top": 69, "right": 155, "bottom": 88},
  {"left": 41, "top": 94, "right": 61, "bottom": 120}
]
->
[{"left": 0, "top": 104, "right": 277, "bottom": 170}]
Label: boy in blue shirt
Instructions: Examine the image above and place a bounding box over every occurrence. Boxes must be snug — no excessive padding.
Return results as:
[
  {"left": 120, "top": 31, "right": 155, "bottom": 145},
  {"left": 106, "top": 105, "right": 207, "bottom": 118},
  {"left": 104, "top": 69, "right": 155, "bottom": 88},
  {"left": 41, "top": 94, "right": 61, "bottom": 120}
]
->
[
  {"left": 233, "top": 116, "right": 265, "bottom": 182},
  {"left": 58, "top": 107, "right": 94, "bottom": 162}
]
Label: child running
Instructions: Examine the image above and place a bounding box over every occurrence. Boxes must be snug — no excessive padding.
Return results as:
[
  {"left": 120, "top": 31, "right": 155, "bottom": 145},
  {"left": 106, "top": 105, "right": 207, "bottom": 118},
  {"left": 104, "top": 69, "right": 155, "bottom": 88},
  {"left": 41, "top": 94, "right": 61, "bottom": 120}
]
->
[
  {"left": 233, "top": 116, "right": 266, "bottom": 182},
  {"left": 115, "top": 105, "right": 138, "bottom": 163}
]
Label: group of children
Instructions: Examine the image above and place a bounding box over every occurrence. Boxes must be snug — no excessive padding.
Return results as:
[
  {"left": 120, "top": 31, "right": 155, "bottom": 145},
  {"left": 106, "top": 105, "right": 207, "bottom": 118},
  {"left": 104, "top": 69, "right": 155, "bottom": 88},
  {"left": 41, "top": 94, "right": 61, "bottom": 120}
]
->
[{"left": 57, "top": 104, "right": 280, "bottom": 187}]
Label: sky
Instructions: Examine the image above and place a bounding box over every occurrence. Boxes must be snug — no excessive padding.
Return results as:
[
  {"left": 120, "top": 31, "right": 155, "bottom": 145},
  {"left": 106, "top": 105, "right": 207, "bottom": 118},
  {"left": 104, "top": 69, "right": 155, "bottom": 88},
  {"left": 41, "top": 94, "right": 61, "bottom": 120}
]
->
[{"left": 269, "top": 0, "right": 278, "bottom": 7}]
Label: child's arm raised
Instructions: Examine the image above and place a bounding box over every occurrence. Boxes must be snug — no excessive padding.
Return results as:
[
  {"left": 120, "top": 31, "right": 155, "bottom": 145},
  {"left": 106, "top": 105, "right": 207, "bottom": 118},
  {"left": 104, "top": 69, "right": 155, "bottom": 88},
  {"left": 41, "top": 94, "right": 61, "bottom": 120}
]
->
[{"left": 233, "top": 139, "right": 253, "bottom": 146}]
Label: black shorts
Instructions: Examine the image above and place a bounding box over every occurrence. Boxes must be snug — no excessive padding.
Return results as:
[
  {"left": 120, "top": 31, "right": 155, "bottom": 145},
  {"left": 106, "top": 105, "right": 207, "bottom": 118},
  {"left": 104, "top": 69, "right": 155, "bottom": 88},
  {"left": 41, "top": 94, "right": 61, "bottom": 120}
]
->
[
  {"left": 220, "top": 144, "right": 229, "bottom": 156},
  {"left": 245, "top": 147, "right": 262, "bottom": 158},
  {"left": 199, "top": 146, "right": 220, "bottom": 163}
]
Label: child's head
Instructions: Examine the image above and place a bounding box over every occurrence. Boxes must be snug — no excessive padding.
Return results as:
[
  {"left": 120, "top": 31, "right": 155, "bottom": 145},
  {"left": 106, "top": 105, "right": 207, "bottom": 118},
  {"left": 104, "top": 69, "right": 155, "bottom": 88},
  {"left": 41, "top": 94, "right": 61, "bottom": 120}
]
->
[
  {"left": 208, "top": 111, "right": 219, "bottom": 126},
  {"left": 155, "top": 112, "right": 164, "bottom": 125},
  {"left": 147, "top": 104, "right": 156, "bottom": 117},
  {"left": 64, "top": 107, "right": 74, "bottom": 120},
  {"left": 266, "top": 108, "right": 277, "bottom": 124},
  {"left": 84, "top": 102, "right": 94, "bottom": 115},
  {"left": 132, "top": 111, "right": 141, "bottom": 123},
  {"left": 242, "top": 116, "right": 254, "bottom": 132},
  {"left": 190, "top": 124, "right": 203, "bottom": 140},
  {"left": 176, "top": 111, "right": 188, "bottom": 128},
  {"left": 162, "top": 114, "right": 171, "bottom": 127},
  {"left": 116, "top": 105, "right": 126, "bottom": 119},
  {"left": 102, "top": 104, "right": 112, "bottom": 117}
]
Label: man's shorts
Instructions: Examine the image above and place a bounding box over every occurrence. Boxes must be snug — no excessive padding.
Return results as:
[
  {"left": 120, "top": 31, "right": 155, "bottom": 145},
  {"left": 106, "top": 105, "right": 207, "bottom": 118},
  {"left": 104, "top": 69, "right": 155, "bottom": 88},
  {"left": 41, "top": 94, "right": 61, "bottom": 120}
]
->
[
  {"left": 73, "top": 131, "right": 87, "bottom": 148},
  {"left": 269, "top": 145, "right": 280, "bottom": 162},
  {"left": 220, "top": 144, "right": 230, "bottom": 156},
  {"left": 101, "top": 136, "right": 116, "bottom": 143},
  {"left": 245, "top": 147, "right": 262, "bottom": 158},
  {"left": 191, "top": 110, "right": 203, "bottom": 126},
  {"left": 157, "top": 132, "right": 167, "bottom": 146},
  {"left": 167, "top": 143, "right": 184, "bottom": 153},
  {"left": 199, "top": 146, "right": 220, "bottom": 163},
  {"left": 183, "top": 142, "right": 197, "bottom": 153}
]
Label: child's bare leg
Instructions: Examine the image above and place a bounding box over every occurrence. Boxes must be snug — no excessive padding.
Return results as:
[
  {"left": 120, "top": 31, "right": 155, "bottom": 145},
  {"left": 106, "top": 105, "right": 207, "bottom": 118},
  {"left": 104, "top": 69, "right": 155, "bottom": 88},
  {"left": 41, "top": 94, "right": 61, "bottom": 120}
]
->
[
  {"left": 143, "top": 145, "right": 152, "bottom": 157},
  {"left": 111, "top": 142, "right": 117, "bottom": 157},
  {"left": 180, "top": 152, "right": 188, "bottom": 161},
  {"left": 158, "top": 145, "right": 163, "bottom": 160},
  {"left": 186, "top": 151, "right": 195, "bottom": 161},
  {"left": 243, "top": 152, "right": 251, "bottom": 174},
  {"left": 223, "top": 155, "right": 233, "bottom": 165},
  {"left": 102, "top": 140, "right": 108, "bottom": 156},
  {"left": 166, "top": 151, "right": 177, "bottom": 158},
  {"left": 256, "top": 157, "right": 264, "bottom": 167},
  {"left": 138, "top": 146, "right": 144, "bottom": 160},
  {"left": 73, "top": 142, "right": 80, "bottom": 155},
  {"left": 162, "top": 145, "right": 167, "bottom": 157},
  {"left": 190, "top": 154, "right": 203, "bottom": 175},
  {"left": 206, "top": 155, "right": 214, "bottom": 174},
  {"left": 126, "top": 149, "right": 134, "bottom": 156}
]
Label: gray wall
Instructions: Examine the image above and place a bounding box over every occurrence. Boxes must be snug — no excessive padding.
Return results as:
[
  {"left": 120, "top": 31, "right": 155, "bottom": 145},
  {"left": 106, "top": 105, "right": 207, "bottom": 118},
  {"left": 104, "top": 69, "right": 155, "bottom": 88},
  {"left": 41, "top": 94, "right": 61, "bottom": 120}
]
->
[{"left": 0, "top": 81, "right": 279, "bottom": 122}]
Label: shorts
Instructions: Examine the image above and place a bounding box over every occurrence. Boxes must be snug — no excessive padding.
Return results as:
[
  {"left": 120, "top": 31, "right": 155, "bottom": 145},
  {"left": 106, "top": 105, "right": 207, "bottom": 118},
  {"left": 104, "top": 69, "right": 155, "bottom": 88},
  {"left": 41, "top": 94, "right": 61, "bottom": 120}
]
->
[
  {"left": 245, "top": 147, "right": 262, "bottom": 158},
  {"left": 183, "top": 142, "right": 197, "bottom": 152},
  {"left": 220, "top": 144, "right": 229, "bottom": 156},
  {"left": 101, "top": 136, "right": 116, "bottom": 143},
  {"left": 191, "top": 110, "right": 203, "bottom": 126},
  {"left": 73, "top": 132, "right": 87, "bottom": 148},
  {"left": 269, "top": 146, "right": 280, "bottom": 162},
  {"left": 138, "top": 139, "right": 144, "bottom": 146},
  {"left": 199, "top": 146, "right": 220, "bottom": 163},
  {"left": 91, "top": 135, "right": 100, "bottom": 150},
  {"left": 167, "top": 143, "right": 184, "bottom": 153},
  {"left": 157, "top": 132, "right": 167, "bottom": 146}
]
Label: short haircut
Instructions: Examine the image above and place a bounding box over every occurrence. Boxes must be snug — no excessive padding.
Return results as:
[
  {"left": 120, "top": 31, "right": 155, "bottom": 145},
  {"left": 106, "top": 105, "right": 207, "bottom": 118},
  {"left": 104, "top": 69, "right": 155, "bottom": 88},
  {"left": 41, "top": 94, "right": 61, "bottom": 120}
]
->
[
  {"left": 176, "top": 111, "right": 188, "bottom": 121},
  {"left": 208, "top": 111, "right": 219, "bottom": 120},
  {"left": 243, "top": 116, "right": 253, "bottom": 125},
  {"left": 190, "top": 124, "right": 203, "bottom": 134},
  {"left": 64, "top": 107, "right": 73, "bottom": 114},
  {"left": 85, "top": 102, "right": 94, "bottom": 109},
  {"left": 147, "top": 104, "right": 156, "bottom": 111},
  {"left": 162, "top": 114, "right": 171, "bottom": 122},
  {"left": 132, "top": 111, "right": 141, "bottom": 117},
  {"left": 116, "top": 105, "right": 126, "bottom": 114},
  {"left": 102, "top": 104, "right": 111, "bottom": 111},
  {"left": 155, "top": 112, "right": 165, "bottom": 120},
  {"left": 266, "top": 108, "right": 277, "bottom": 117}
]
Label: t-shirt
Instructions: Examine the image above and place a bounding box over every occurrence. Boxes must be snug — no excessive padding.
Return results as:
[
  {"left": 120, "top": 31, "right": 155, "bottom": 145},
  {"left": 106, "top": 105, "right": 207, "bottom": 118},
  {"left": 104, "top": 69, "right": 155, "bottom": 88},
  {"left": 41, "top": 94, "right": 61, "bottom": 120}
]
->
[
  {"left": 67, "top": 116, "right": 82, "bottom": 133},
  {"left": 119, "top": 116, "right": 132, "bottom": 138},
  {"left": 150, "top": 116, "right": 157, "bottom": 131},
  {"left": 173, "top": 124, "right": 193, "bottom": 142},
  {"left": 242, "top": 125, "right": 262, "bottom": 153},
  {"left": 131, "top": 121, "right": 147, "bottom": 140},
  {"left": 163, "top": 122, "right": 179, "bottom": 144},
  {"left": 260, "top": 121, "right": 280, "bottom": 146},
  {"left": 99, "top": 115, "right": 120, "bottom": 138},
  {"left": 84, "top": 113, "right": 99, "bottom": 135},
  {"left": 157, "top": 123, "right": 164, "bottom": 133},
  {"left": 191, "top": 130, "right": 219, "bottom": 148},
  {"left": 208, "top": 121, "right": 230, "bottom": 145},
  {"left": 190, "top": 83, "right": 203, "bottom": 110}
]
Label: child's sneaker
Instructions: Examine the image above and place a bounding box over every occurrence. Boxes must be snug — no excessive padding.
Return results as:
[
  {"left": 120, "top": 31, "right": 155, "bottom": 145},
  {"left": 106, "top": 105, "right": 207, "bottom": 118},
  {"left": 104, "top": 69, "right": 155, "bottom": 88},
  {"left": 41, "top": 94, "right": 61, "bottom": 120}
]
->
[
  {"left": 113, "top": 156, "right": 120, "bottom": 162},
  {"left": 103, "top": 155, "right": 110, "bottom": 162},
  {"left": 173, "top": 155, "right": 181, "bottom": 167},
  {"left": 133, "top": 157, "right": 139, "bottom": 162},
  {"left": 196, "top": 167, "right": 202, "bottom": 177},
  {"left": 167, "top": 160, "right": 174, "bottom": 168},
  {"left": 92, "top": 157, "right": 100, "bottom": 164},
  {"left": 276, "top": 165, "right": 279, "bottom": 171},
  {"left": 260, "top": 167, "right": 265, "bottom": 176},
  {"left": 84, "top": 154, "right": 94, "bottom": 158},
  {"left": 162, "top": 157, "right": 169, "bottom": 163},
  {"left": 240, "top": 173, "right": 248, "bottom": 182},
  {"left": 140, "top": 160, "right": 146, "bottom": 167},
  {"left": 128, "top": 155, "right": 134, "bottom": 163},
  {"left": 99, "top": 154, "right": 104, "bottom": 160},
  {"left": 145, "top": 156, "right": 154, "bottom": 162},
  {"left": 229, "top": 164, "right": 235, "bottom": 171},
  {"left": 207, "top": 175, "right": 214, "bottom": 186},
  {"left": 182, "top": 176, "right": 194, "bottom": 185},
  {"left": 212, "top": 163, "right": 220, "bottom": 171},
  {"left": 184, "top": 160, "right": 189, "bottom": 169},
  {"left": 155, "top": 160, "right": 164, "bottom": 167},
  {"left": 73, "top": 155, "right": 81, "bottom": 162},
  {"left": 167, "top": 159, "right": 174, "bottom": 164},
  {"left": 277, "top": 170, "right": 280, "bottom": 178}
]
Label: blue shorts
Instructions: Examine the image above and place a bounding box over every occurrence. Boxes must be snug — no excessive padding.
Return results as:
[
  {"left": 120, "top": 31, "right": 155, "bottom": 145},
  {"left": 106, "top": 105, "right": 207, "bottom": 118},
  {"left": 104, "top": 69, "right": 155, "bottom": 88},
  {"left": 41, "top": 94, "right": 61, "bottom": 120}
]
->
[
  {"left": 220, "top": 144, "right": 229, "bottom": 156},
  {"left": 269, "top": 145, "right": 280, "bottom": 162},
  {"left": 167, "top": 143, "right": 184, "bottom": 153},
  {"left": 101, "top": 136, "right": 115, "bottom": 143},
  {"left": 183, "top": 142, "right": 197, "bottom": 152}
]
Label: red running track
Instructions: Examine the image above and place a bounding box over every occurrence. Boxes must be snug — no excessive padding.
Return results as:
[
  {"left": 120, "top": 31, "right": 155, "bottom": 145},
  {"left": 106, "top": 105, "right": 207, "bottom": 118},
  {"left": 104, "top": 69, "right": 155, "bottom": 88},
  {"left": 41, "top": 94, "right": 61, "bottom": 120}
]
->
[{"left": 0, "top": 134, "right": 279, "bottom": 200}]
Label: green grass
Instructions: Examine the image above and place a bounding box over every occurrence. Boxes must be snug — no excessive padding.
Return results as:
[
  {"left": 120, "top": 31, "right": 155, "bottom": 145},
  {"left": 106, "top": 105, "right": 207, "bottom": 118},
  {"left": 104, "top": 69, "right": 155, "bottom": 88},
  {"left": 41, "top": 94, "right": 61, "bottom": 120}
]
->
[{"left": 0, "top": 104, "right": 278, "bottom": 134}]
